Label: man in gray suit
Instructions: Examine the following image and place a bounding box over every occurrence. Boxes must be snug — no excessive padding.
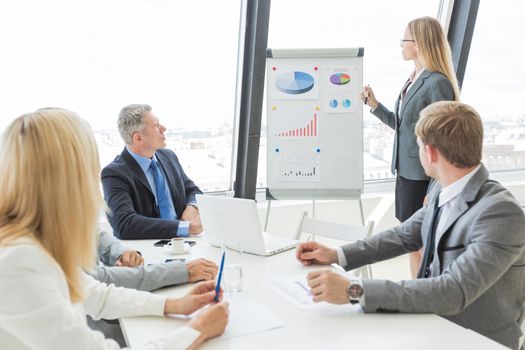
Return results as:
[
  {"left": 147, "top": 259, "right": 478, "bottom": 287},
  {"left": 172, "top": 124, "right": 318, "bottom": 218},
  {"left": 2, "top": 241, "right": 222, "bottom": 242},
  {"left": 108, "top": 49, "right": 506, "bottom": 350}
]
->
[
  {"left": 92, "top": 231, "right": 218, "bottom": 291},
  {"left": 296, "top": 101, "right": 525, "bottom": 349},
  {"left": 87, "top": 231, "right": 219, "bottom": 346}
]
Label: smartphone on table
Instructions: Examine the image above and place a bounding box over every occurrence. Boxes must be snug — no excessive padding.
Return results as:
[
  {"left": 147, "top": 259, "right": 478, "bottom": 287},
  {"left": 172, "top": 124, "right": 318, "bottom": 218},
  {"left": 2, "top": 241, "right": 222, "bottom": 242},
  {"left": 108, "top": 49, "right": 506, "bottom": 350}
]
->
[{"left": 153, "top": 239, "right": 196, "bottom": 247}]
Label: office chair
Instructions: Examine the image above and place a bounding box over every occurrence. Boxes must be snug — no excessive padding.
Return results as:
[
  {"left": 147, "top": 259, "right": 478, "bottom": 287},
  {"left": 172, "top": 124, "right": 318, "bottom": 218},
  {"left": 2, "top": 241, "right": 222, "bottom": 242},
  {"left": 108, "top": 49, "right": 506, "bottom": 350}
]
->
[{"left": 295, "top": 211, "right": 375, "bottom": 279}]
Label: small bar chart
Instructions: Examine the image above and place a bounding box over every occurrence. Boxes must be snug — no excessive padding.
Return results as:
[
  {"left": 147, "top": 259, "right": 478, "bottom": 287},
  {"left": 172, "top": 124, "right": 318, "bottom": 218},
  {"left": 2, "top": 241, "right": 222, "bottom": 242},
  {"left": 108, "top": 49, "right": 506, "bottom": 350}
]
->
[
  {"left": 276, "top": 113, "right": 317, "bottom": 138},
  {"left": 280, "top": 164, "right": 318, "bottom": 179},
  {"left": 277, "top": 149, "right": 321, "bottom": 183}
]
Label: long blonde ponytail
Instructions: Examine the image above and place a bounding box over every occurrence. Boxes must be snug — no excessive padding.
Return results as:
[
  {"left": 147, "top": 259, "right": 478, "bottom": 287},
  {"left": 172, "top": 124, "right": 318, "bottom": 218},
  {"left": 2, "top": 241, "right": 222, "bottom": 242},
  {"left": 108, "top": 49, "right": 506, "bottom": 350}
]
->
[{"left": 409, "top": 16, "right": 461, "bottom": 101}]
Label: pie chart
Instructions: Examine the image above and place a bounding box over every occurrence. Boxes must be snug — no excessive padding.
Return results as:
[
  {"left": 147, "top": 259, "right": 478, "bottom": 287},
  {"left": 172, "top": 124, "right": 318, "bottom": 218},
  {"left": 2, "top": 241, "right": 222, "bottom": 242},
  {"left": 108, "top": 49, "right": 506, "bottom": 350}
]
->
[
  {"left": 330, "top": 73, "right": 351, "bottom": 85},
  {"left": 276, "top": 71, "right": 315, "bottom": 94}
]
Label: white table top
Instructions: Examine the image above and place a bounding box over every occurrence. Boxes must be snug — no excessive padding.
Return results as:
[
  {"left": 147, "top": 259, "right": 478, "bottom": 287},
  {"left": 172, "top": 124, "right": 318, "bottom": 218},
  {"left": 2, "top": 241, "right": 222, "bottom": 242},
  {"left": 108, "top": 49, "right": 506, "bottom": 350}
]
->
[{"left": 120, "top": 236, "right": 504, "bottom": 349}]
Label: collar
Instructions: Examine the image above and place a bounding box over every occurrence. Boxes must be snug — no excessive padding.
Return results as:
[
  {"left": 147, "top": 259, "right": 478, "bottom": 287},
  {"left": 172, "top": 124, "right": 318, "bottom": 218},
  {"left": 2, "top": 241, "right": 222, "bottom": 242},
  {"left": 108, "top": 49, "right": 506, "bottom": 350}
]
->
[
  {"left": 125, "top": 146, "right": 157, "bottom": 175},
  {"left": 438, "top": 164, "right": 482, "bottom": 207},
  {"left": 410, "top": 68, "right": 426, "bottom": 84}
]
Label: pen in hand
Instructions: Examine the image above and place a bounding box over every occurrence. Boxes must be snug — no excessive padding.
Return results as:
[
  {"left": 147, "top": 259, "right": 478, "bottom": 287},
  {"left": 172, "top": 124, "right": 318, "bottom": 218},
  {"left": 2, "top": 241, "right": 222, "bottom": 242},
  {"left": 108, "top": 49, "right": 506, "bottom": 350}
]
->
[
  {"left": 364, "top": 84, "right": 370, "bottom": 105},
  {"left": 214, "top": 252, "right": 225, "bottom": 302}
]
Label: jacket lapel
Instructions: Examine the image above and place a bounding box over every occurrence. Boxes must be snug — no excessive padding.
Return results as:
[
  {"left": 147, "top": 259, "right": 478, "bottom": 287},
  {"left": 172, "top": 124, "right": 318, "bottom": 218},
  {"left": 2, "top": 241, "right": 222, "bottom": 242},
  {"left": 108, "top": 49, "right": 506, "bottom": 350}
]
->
[
  {"left": 399, "top": 70, "right": 431, "bottom": 119},
  {"left": 435, "top": 165, "right": 489, "bottom": 248},
  {"left": 121, "top": 148, "right": 154, "bottom": 195},
  {"left": 435, "top": 200, "right": 468, "bottom": 245},
  {"left": 394, "top": 94, "right": 401, "bottom": 125}
]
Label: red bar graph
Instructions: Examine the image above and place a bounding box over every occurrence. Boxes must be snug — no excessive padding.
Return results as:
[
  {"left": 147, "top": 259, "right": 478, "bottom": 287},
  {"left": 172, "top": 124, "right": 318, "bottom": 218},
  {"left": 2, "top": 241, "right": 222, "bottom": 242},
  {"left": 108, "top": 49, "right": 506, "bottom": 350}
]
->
[{"left": 277, "top": 113, "right": 317, "bottom": 137}]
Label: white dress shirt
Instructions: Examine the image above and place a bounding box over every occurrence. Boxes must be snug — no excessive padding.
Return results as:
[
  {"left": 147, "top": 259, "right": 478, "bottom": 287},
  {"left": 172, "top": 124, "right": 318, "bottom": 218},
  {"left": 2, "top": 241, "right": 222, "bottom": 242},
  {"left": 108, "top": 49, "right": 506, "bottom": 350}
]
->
[{"left": 0, "top": 236, "right": 200, "bottom": 349}]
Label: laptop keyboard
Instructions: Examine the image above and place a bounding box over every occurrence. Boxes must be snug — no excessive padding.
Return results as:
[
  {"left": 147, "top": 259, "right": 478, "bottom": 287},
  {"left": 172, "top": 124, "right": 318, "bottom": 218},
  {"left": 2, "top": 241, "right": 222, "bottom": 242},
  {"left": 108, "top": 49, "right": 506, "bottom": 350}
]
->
[{"left": 264, "top": 234, "right": 296, "bottom": 251}]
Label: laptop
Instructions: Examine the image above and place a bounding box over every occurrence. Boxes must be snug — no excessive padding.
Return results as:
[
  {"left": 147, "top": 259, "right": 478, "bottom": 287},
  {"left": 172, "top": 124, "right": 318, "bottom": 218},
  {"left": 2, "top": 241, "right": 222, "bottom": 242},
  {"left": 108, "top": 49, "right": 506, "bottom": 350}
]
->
[{"left": 196, "top": 195, "right": 299, "bottom": 256}]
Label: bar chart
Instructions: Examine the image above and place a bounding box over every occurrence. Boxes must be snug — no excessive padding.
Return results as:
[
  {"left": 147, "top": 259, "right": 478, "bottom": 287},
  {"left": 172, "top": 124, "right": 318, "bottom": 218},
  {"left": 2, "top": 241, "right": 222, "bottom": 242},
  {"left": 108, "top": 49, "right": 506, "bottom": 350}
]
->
[{"left": 275, "top": 113, "right": 317, "bottom": 138}]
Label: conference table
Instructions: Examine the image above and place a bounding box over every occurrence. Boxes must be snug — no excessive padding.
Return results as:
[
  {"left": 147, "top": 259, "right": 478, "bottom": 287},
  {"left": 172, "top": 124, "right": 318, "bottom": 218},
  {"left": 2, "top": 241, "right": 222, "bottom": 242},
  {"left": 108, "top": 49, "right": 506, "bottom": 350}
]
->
[{"left": 120, "top": 236, "right": 505, "bottom": 349}]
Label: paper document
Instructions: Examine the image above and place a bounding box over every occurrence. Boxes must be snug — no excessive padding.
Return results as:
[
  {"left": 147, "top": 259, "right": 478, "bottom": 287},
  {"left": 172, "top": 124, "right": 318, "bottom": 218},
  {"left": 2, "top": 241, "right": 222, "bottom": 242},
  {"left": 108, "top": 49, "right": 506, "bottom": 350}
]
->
[
  {"left": 222, "top": 293, "right": 285, "bottom": 338},
  {"left": 269, "top": 274, "right": 320, "bottom": 310},
  {"left": 121, "top": 293, "right": 285, "bottom": 346}
]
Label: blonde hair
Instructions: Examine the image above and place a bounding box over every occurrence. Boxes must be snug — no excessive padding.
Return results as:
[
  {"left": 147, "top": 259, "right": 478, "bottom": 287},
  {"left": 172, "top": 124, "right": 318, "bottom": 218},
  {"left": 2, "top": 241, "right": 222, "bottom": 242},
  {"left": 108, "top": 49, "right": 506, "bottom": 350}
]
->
[
  {"left": 0, "top": 108, "right": 103, "bottom": 302},
  {"left": 408, "top": 16, "right": 460, "bottom": 101},
  {"left": 416, "top": 101, "right": 483, "bottom": 168}
]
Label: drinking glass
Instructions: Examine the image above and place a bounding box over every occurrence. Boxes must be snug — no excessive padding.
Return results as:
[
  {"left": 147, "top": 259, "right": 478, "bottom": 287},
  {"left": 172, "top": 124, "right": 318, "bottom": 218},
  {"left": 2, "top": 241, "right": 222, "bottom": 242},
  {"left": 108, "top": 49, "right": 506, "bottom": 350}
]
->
[{"left": 221, "top": 237, "right": 243, "bottom": 293}]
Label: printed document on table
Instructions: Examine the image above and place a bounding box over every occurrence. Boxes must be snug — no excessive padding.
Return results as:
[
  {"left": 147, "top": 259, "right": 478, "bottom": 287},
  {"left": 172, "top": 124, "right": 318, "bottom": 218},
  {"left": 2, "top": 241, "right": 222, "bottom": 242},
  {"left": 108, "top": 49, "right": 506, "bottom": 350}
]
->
[
  {"left": 269, "top": 273, "right": 361, "bottom": 313},
  {"left": 269, "top": 274, "right": 320, "bottom": 310},
  {"left": 121, "top": 293, "right": 285, "bottom": 346},
  {"left": 222, "top": 293, "right": 286, "bottom": 338}
]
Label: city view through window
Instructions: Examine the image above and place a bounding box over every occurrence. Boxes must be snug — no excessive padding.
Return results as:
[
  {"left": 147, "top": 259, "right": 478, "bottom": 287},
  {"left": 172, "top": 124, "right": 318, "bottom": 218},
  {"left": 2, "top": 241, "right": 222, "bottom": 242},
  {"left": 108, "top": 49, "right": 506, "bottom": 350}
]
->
[
  {"left": 1, "top": 1, "right": 523, "bottom": 193},
  {"left": 0, "top": 0, "right": 240, "bottom": 192},
  {"left": 460, "top": 0, "right": 525, "bottom": 172}
]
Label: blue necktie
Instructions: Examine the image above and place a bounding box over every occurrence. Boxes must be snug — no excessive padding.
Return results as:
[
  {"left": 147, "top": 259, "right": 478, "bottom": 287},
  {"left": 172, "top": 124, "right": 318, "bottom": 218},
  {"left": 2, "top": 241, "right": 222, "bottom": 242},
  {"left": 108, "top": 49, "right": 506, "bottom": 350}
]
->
[{"left": 150, "top": 159, "right": 173, "bottom": 219}]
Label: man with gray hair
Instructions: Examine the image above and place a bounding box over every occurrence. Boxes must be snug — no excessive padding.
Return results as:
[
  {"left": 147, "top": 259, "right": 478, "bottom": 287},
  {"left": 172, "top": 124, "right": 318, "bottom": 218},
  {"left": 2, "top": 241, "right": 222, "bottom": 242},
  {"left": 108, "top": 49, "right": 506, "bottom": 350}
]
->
[{"left": 102, "top": 104, "right": 203, "bottom": 239}]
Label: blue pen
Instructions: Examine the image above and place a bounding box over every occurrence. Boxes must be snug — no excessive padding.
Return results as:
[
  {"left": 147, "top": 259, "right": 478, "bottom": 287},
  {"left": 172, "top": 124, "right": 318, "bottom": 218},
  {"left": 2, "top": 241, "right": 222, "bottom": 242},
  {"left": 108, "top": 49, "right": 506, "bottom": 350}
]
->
[{"left": 214, "top": 252, "right": 225, "bottom": 302}]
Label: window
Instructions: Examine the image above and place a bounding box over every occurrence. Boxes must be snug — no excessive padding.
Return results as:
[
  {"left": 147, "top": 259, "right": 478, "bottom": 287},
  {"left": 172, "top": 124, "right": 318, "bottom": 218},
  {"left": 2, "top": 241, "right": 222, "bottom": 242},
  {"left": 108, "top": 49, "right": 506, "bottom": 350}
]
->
[
  {"left": 0, "top": 0, "right": 241, "bottom": 191},
  {"left": 259, "top": 0, "right": 442, "bottom": 188},
  {"left": 460, "top": 0, "right": 525, "bottom": 172}
]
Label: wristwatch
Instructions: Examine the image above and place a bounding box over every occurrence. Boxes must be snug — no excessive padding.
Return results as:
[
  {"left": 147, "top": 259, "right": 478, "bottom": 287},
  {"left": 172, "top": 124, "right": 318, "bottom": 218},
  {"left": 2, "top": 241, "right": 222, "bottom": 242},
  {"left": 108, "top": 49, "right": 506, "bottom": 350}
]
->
[{"left": 346, "top": 279, "right": 364, "bottom": 305}]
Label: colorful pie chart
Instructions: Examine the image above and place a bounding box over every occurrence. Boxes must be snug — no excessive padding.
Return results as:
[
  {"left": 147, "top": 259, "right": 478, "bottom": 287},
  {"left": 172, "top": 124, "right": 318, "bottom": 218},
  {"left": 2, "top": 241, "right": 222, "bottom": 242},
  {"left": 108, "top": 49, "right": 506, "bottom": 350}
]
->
[
  {"left": 330, "top": 73, "right": 351, "bottom": 85},
  {"left": 276, "top": 71, "right": 315, "bottom": 94}
]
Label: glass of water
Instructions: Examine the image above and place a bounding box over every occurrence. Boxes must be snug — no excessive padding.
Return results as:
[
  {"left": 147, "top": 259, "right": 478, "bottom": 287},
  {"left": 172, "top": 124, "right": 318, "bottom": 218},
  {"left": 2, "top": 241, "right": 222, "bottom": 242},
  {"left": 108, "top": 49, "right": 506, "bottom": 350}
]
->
[{"left": 220, "top": 236, "right": 243, "bottom": 293}]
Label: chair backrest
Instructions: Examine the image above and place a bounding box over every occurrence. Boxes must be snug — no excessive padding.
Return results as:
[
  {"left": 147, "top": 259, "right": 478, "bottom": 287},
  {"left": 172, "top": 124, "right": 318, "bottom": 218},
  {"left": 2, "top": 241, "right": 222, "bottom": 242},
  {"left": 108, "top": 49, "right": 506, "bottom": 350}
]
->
[{"left": 295, "top": 211, "right": 375, "bottom": 279}]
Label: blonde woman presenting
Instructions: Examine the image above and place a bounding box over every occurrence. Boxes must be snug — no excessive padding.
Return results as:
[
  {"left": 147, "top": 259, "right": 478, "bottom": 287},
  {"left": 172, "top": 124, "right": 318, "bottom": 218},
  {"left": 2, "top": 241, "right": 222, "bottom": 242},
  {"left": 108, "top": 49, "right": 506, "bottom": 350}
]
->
[
  {"left": 0, "top": 108, "right": 228, "bottom": 349},
  {"left": 361, "top": 17, "right": 460, "bottom": 278}
]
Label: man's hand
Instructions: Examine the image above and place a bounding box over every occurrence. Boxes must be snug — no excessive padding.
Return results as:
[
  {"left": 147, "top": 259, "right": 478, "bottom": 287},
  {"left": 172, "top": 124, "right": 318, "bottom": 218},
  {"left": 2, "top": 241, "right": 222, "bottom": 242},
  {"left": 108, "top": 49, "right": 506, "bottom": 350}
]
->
[
  {"left": 116, "top": 250, "right": 144, "bottom": 267},
  {"left": 182, "top": 205, "right": 202, "bottom": 235},
  {"left": 188, "top": 215, "right": 203, "bottom": 235},
  {"left": 296, "top": 241, "right": 338, "bottom": 266},
  {"left": 164, "top": 280, "right": 223, "bottom": 316},
  {"left": 181, "top": 205, "right": 199, "bottom": 221},
  {"left": 186, "top": 258, "right": 218, "bottom": 282},
  {"left": 307, "top": 269, "right": 350, "bottom": 304}
]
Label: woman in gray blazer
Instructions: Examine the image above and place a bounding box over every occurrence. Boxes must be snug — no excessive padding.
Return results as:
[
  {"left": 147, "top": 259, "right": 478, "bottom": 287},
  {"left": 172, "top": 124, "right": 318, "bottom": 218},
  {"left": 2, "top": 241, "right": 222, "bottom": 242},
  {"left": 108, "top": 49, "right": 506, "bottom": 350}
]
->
[{"left": 361, "top": 16, "right": 460, "bottom": 278}]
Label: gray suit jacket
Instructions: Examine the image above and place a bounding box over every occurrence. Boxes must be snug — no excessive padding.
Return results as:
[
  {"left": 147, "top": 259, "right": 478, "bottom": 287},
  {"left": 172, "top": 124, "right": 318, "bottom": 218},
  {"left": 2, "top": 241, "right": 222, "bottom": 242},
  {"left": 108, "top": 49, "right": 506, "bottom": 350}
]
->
[
  {"left": 342, "top": 165, "right": 525, "bottom": 349},
  {"left": 372, "top": 70, "right": 454, "bottom": 180},
  {"left": 90, "top": 231, "right": 189, "bottom": 291}
]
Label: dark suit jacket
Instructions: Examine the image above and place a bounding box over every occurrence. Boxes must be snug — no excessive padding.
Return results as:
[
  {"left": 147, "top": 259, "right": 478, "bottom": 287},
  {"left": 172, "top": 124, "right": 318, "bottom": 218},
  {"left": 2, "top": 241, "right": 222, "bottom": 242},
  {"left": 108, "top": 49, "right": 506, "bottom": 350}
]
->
[
  {"left": 101, "top": 147, "right": 202, "bottom": 239},
  {"left": 372, "top": 70, "right": 455, "bottom": 180},
  {"left": 342, "top": 165, "right": 525, "bottom": 349}
]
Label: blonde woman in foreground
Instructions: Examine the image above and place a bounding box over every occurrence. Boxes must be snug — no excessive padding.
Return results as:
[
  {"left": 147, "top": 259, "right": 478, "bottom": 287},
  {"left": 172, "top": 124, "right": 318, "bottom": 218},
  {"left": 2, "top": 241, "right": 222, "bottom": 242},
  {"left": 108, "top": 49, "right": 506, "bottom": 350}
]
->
[{"left": 0, "top": 108, "right": 228, "bottom": 349}]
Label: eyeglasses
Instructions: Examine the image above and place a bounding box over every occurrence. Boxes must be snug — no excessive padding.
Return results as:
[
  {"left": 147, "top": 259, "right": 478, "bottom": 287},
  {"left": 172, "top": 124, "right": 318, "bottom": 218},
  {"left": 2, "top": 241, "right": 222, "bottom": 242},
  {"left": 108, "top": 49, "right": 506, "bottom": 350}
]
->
[{"left": 400, "top": 39, "right": 416, "bottom": 45}]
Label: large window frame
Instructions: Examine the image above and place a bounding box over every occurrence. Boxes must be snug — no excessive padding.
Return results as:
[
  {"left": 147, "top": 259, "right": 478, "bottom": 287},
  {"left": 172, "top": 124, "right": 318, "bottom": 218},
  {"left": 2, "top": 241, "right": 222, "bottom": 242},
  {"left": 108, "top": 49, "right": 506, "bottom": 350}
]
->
[
  {"left": 0, "top": 0, "right": 243, "bottom": 193},
  {"left": 235, "top": 0, "right": 465, "bottom": 198}
]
